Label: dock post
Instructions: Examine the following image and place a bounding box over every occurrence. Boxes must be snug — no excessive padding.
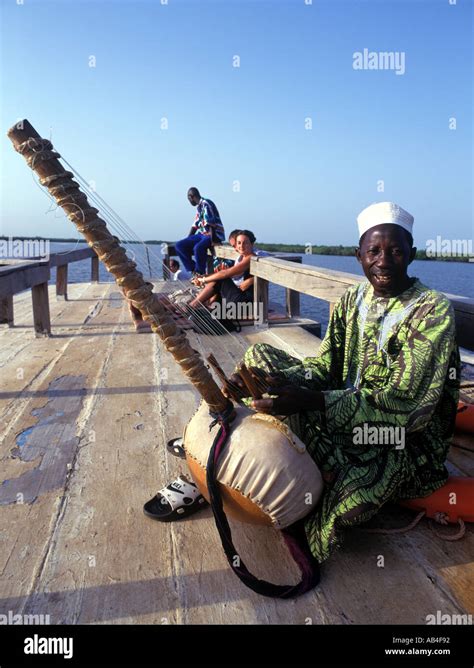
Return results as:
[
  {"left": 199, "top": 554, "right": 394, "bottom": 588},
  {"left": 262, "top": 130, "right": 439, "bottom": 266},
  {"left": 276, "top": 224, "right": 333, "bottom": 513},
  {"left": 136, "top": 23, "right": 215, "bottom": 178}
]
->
[
  {"left": 254, "top": 276, "right": 269, "bottom": 326},
  {"left": 91, "top": 254, "right": 99, "bottom": 283},
  {"left": 32, "top": 282, "right": 51, "bottom": 337},
  {"left": 286, "top": 289, "right": 300, "bottom": 318},
  {"left": 56, "top": 264, "right": 68, "bottom": 300},
  {"left": 162, "top": 244, "right": 171, "bottom": 280},
  {"left": 0, "top": 296, "right": 14, "bottom": 327},
  {"left": 285, "top": 256, "right": 302, "bottom": 318}
]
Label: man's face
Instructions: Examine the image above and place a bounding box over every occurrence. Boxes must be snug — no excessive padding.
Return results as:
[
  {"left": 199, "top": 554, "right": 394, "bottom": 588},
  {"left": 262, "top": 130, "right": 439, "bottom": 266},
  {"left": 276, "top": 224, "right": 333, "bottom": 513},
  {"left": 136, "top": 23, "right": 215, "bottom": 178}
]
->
[
  {"left": 356, "top": 224, "right": 416, "bottom": 297},
  {"left": 187, "top": 191, "right": 200, "bottom": 206},
  {"left": 229, "top": 235, "right": 237, "bottom": 248}
]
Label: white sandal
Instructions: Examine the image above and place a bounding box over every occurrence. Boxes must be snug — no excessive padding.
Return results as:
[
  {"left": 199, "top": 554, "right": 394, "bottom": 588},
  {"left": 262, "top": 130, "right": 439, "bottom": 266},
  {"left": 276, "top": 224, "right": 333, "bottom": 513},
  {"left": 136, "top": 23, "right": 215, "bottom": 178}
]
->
[{"left": 143, "top": 475, "right": 207, "bottom": 521}]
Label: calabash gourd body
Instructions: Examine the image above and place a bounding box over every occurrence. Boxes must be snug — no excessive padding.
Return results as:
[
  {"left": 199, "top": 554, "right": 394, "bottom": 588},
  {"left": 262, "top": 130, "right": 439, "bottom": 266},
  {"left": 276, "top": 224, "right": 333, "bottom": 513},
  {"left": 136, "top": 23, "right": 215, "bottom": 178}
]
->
[{"left": 184, "top": 402, "right": 324, "bottom": 529}]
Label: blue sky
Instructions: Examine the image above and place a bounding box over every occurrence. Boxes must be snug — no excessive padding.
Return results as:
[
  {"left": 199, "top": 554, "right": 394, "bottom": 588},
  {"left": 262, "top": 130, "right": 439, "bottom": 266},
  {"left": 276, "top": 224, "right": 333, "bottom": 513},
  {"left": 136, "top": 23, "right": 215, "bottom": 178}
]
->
[{"left": 1, "top": 0, "right": 472, "bottom": 246}]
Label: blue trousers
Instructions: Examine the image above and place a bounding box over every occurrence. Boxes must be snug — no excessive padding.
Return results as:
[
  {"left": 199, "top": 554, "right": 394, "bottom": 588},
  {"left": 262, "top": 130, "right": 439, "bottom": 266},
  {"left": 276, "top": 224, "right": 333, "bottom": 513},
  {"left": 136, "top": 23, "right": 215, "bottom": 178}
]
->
[{"left": 175, "top": 233, "right": 212, "bottom": 274}]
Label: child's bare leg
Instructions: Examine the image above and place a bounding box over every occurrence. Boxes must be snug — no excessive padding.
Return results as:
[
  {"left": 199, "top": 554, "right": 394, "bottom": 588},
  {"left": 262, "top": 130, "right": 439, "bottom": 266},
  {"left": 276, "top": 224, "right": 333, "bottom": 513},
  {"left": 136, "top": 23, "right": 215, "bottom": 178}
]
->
[{"left": 189, "top": 282, "right": 217, "bottom": 308}]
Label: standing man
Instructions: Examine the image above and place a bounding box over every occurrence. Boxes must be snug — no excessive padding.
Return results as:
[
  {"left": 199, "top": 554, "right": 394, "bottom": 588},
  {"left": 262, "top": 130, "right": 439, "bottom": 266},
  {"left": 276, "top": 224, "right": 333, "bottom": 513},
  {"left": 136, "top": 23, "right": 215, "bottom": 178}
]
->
[{"left": 175, "top": 187, "right": 225, "bottom": 277}]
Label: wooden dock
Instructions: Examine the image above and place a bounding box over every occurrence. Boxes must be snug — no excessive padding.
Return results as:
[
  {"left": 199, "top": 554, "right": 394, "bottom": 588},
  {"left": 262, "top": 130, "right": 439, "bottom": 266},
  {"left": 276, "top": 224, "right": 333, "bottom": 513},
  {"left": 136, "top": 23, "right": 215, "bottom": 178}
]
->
[{"left": 1, "top": 274, "right": 473, "bottom": 625}]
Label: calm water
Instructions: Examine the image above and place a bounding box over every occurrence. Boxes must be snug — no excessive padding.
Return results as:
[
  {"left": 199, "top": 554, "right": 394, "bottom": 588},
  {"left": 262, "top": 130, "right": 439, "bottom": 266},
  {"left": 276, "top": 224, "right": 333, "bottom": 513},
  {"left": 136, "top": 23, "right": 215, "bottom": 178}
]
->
[{"left": 47, "top": 242, "right": 473, "bottom": 332}]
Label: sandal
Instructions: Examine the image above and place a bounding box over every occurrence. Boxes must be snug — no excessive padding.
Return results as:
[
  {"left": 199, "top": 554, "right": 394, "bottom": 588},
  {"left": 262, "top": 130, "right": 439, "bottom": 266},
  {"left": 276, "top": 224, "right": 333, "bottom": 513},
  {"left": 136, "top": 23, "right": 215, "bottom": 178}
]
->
[
  {"left": 167, "top": 437, "right": 186, "bottom": 459},
  {"left": 143, "top": 475, "right": 208, "bottom": 521}
]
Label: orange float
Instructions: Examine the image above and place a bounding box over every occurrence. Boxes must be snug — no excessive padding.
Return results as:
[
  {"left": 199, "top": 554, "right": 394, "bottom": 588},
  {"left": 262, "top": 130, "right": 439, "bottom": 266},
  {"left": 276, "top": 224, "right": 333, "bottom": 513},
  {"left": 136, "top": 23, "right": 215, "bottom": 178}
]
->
[
  {"left": 399, "top": 476, "right": 474, "bottom": 524},
  {"left": 455, "top": 401, "right": 474, "bottom": 434}
]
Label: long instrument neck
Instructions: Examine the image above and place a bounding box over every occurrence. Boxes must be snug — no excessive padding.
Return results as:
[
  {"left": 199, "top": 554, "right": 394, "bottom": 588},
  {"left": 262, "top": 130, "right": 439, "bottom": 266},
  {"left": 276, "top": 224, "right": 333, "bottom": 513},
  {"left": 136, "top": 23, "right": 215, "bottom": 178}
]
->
[{"left": 7, "top": 119, "right": 229, "bottom": 414}]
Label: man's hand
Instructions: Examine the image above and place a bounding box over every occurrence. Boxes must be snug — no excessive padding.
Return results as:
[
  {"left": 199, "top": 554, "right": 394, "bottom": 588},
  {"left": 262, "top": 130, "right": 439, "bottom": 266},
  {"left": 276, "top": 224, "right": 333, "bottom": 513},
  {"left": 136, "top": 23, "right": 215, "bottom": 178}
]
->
[
  {"left": 222, "top": 367, "right": 282, "bottom": 400},
  {"left": 252, "top": 384, "right": 324, "bottom": 416}
]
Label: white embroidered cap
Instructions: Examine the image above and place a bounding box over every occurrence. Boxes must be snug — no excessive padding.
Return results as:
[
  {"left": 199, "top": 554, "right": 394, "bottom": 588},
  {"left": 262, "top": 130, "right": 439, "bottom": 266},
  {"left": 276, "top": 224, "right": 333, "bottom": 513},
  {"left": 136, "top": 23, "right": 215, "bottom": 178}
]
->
[{"left": 357, "top": 202, "right": 414, "bottom": 240}]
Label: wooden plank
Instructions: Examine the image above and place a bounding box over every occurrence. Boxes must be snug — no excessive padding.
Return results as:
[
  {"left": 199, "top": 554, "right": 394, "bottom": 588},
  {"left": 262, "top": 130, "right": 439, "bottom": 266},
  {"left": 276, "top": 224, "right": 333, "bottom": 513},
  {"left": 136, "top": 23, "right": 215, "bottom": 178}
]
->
[
  {"left": 213, "top": 244, "right": 302, "bottom": 263},
  {"left": 48, "top": 247, "right": 95, "bottom": 268},
  {"left": 0, "top": 265, "right": 50, "bottom": 299},
  {"left": 0, "top": 283, "right": 101, "bottom": 371},
  {"left": 445, "top": 293, "right": 474, "bottom": 315},
  {"left": 0, "top": 285, "right": 130, "bottom": 612},
  {"left": 251, "top": 256, "right": 360, "bottom": 304},
  {"left": 317, "top": 525, "right": 469, "bottom": 623},
  {"left": 0, "top": 287, "right": 471, "bottom": 624},
  {"left": 453, "top": 312, "right": 474, "bottom": 350},
  {"left": 447, "top": 443, "right": 474, "bottom": 477},
  {"left": 56, "top": 264, "right": 68, "bottom": 301},
  {"left": 0, "top": 260, "right": 48, "bottom": 277},
  {"left": 0, "top": 296, "right": 14, "bottom": 326},
  {"left": 31, "top": 282, "right": 51, "bottom": 337},
  {"left": 400, "top": 519, "right": 474, "bottom": 615},
  {"left": 0, "top": 284, "right": 114, "bottom": 429},
  {"left": 19, "top": 306, "right": 189, "bottom": 623}
]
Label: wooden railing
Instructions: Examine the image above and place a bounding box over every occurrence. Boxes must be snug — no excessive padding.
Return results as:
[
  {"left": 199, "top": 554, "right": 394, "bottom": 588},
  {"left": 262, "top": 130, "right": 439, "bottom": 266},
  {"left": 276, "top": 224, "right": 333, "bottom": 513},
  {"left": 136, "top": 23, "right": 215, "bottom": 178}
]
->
[
  {"left": 0, "top": 248, "right": 99, "bottom": 336},
  {"left": 49, "top": 247, "right": 99, "bottom": 300},
  {"left": 210, "top": 245, "right": 474, "bottom": 351},
  {"left": 2, "top": 241, "right": 472, "bottom": 351}
]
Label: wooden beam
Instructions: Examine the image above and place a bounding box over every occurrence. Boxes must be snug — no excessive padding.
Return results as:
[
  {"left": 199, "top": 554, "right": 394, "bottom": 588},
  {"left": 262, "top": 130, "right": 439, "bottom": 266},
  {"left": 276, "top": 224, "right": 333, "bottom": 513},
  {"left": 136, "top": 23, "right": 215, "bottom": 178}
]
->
[
  {"left": 56, "top": 264, "right": 68, "bottom": 300},
  {"left": 213, "top": 243, "right": 302, "bottom": 263},
  {"left": 0, "top": 296, "right": 14, "bottom": 326},
  {"left": 253, "top": 276, "right": 269, "bottom": 326},
  {"left": 31, "top": 282, "right": 51, "bottom": 337},
  {"left": 162, "top": 257, "right": 171, "bottom": 281},
  {"left": 91, "top": 254, "right": 99, "bottom": 282},
  {"left": 286, "top": 289, "right": 300, "bottom": 318},
  {"left": 0, "top": 264, "right": 50, "bottom": 299},
  {"left": 444, "top": 293, "right": 474, "bottom": 350},
  {"left": 250, "top": 256, "right": 360, "bottom": 303},
  {"left": 48, "top": 247, "right": 95, "bottom": 267}
]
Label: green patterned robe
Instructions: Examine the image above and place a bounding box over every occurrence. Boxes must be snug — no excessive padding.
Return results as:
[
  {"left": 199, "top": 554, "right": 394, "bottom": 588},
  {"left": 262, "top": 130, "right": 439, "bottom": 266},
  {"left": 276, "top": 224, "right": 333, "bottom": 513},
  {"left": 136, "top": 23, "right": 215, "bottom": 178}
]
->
[{"left": 242, "top": 278, "right": 460, "bottom": 562}]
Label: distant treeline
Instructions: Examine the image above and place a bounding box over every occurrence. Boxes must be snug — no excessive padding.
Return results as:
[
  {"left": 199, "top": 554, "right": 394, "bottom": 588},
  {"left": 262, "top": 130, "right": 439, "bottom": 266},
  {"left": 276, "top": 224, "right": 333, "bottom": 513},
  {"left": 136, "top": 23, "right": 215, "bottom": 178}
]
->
[
  {"left": 256, "top": 243, "right": 472, "bottom": 262},
  {"left": 1, "top": 236, "right": 471, "bottom": 262}
]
